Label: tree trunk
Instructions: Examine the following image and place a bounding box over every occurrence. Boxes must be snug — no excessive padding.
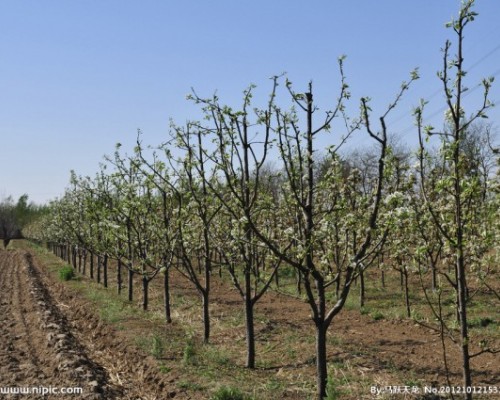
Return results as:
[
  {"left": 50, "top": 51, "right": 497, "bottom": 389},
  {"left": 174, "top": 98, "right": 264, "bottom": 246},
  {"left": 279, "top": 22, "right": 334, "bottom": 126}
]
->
[
  {"left": 97, "top": 255, "right": 102, "bottom": 284},
  {"left": 73, "top": 248, "right": 77, "bottom": 270},
  {"left": 244, "top": 293, "right": 255, "bottom": 369},
  {"left": 452, "top": 23, "right": 472, "bottom": 393},
  {"left": 82, "top": 249, "right": 87, "bottom": 275},
  {"left": 128, "top": 269, "right": 133, "bottom": 301},
  {"left": 244, "top": 268, "right": 255, "bottom": 369},
  {"left": 78, "top": 249, "right": 82, "bottom": 273},
  {"left": 202, "top": 289, "right": 210, "bottom": 343},
  {"left": 457, "top": 252, "right": 472, "bottom": 399},
  {"left": 142, "top": 275, "right": 149, "bottom": 311},
  {"left": 202, "top": 253, "right": 211, "bottom": 342},
  {"left": 164, "top": 268, "right": 172, "bottom": 323},
  {"left": 90, "top": 252, "right": 94, "bottom": 280},
  {"left": 296, "top": 270, "right": 302, "bottom": 295},
  {"left": 103, "top": 254, "right": 108, "bottom": 288},
  {"left": 316, "top": 322, "right": 328, "bottom": 400},
  {"left": 359, "top": 269, "right": 365, "bottom": 308},
  {"left": 404, "top": 267, "right": 411, "bottom": 318}
]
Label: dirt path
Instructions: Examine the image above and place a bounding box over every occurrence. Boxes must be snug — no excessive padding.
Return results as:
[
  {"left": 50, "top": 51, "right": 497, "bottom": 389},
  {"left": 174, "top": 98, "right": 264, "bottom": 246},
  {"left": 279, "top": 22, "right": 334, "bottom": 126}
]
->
[{"left": 0, "top": 249, "right": 179, "bottom": 400}]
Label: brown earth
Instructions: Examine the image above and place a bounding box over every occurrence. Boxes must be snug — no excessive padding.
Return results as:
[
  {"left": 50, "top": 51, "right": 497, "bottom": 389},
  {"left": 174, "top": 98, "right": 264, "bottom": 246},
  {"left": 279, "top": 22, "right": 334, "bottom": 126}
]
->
[
  {"left": 0, "top": 248, "right": 183, "bottom": 400},
  {"left": 0, "top": 245, "right": 498, "bottom": 399}
]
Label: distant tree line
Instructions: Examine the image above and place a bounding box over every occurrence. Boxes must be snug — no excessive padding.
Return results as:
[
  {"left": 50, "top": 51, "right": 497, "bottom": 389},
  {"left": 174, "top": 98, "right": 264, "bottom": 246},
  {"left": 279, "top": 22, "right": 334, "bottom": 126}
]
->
[{"left": 0, "top": 194, "right": 48, "bottom": 248}]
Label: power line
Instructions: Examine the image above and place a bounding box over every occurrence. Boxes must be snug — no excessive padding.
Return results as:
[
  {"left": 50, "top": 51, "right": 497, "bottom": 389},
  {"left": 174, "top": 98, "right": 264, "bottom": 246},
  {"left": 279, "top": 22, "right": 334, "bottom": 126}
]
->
[
  {"left": 388, "top": 44, "right": 500, "bottom": 134},
  {"left": 468, "top": 42, "right": 500, "bottom": 71}
]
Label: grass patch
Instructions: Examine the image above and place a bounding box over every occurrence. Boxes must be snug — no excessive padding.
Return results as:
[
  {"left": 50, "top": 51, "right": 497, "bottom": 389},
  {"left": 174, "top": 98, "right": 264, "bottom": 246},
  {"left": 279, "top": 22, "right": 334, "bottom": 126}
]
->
[
  {"left": 410, "top": 309, "right": 425, "bottom": 322},
  {"left": 84, "top": 286, "right": 139, "bottom": 324},
  {"left": 371, "top": 311, "right": 385, "bottom": 321},
  {"left": 325, "top": 376, "right": 343, "bottom": 400},
  {"left": 468, "top": 316, "right": 496, "bottom": 328},
  {"left": 135, "top": 332, "right": 166, "bottom": 359},
  {"left": 182, "top": 336, "right": 197, "bottom": 365},
  {"left": 158, "top": 363, "right": 171, "bottom": 373},
  {"left": 360, "top": 306, "right": 370, "bottom": 315},
  {"left": 262, "top": 378, "right": 284, "bottom": 392},
  {"left": 202, "top": 344, "right": 231, "bottom": 366},
  {"left": 210, "top": 386, "right": 253, "bottom": 400},
  {"left": 177, "top": 380, "right": 205, "bottom": 391},
  {"left": 58, "top": 265, "right": 75, "bottom": 281}
]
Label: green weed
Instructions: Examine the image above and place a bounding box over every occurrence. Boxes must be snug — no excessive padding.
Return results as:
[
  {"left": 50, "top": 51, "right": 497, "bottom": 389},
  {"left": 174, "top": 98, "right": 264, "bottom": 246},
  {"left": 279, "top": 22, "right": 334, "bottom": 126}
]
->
[
  {"left": 158, "top": 363, "right": 171, "bottom": 373},
  {"left": 360, "top": 306, "right": 370, "bottom": 315},
  {"left": 371, "top": 311, "right": 385, "bottom": 321},
  {"left": 468, "top": 317, "right": 495, "bottom": 328},
  {"left": 202, "top": 344, "right": 230, "bottom": 366},
  {"left": 210, "top": 386, "right": 252, "bottom": 400},
  {"left": 325, "top": 375, "right": 343, "bottom": 400},
  {"left": 151, "top": 334, "right": 165, "bottom": 359},
  {"left": 263, "top": 378, "right": 283, "bottom": 392},
  {"left": 58, "top": 265, "right": 75, "bottom": 281},
  {"left": 135, "top": 333, "right": 166, "bottom": 359},
  {"left": 183, "top": 336, "right": 196, "bottom": 365}
]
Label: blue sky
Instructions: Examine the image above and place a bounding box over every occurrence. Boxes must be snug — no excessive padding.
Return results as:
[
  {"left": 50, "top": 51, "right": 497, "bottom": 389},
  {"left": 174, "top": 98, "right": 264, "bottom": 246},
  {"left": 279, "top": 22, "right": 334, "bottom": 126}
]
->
[{"left": 1, "top": 1, "right": 499, "bottom": 204}]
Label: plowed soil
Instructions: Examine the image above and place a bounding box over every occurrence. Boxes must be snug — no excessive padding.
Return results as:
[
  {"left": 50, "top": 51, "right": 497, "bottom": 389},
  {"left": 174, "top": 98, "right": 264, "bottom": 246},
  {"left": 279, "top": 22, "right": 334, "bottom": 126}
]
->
[{"left": 0, "top": 249, "right": 181, "bottom": 399}]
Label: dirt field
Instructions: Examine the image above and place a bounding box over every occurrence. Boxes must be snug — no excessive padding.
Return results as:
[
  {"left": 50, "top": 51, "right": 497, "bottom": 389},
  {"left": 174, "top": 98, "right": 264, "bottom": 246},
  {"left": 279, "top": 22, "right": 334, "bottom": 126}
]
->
[
  {"left": 0, "top": 248, "right": 181, "bottom": 399},
  {"left": 0, "top": 245, "right": 498, "bottom": 399}
]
